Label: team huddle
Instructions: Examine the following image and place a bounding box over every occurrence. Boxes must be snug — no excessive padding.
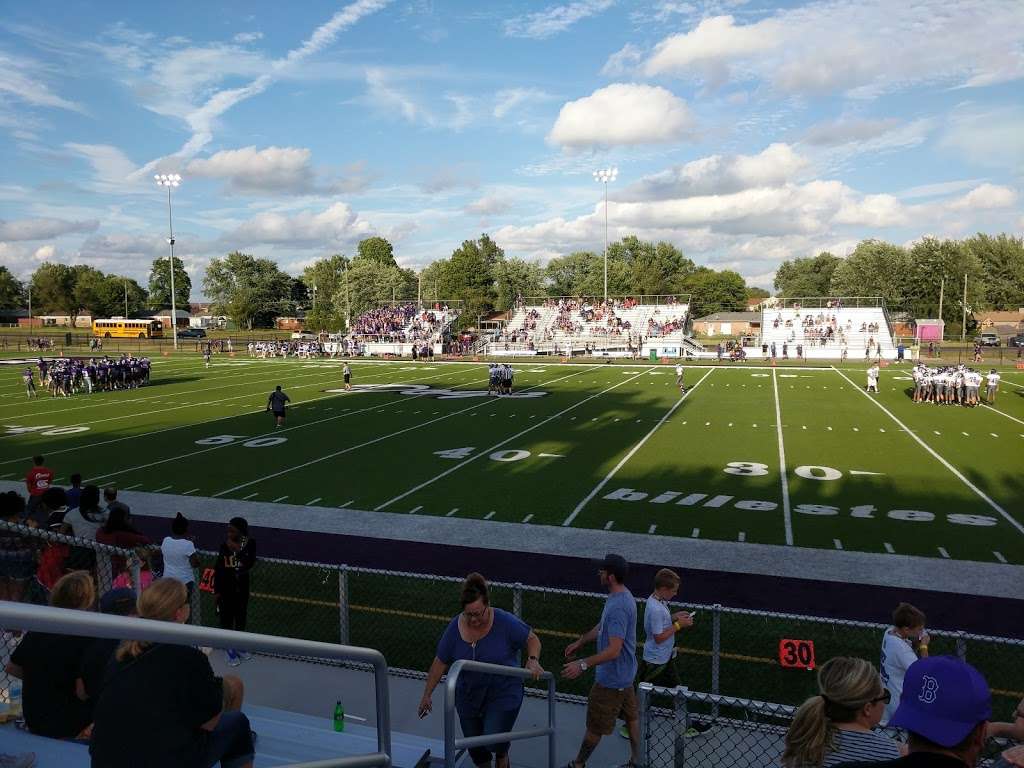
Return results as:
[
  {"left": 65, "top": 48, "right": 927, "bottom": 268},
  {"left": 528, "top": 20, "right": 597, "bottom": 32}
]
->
[
  {"left": 910, "top": 363, "right": 1000, "bottom": 406},
  {"left": 488, "top": 363, "right": 515, "bottom": 395},
  {"left": 23, "top": 355, "right": 152, "bottom": 398}
]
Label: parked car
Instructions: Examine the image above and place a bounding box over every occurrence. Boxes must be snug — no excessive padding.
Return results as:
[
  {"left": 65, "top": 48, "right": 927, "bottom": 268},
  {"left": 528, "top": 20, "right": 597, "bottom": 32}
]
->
[
  {"left": 177, "top": 328, "right": 207, "bottom": 338},
  {"left": 1008, "top": 334, "right": 1024, "bottom": 348},
  {"left": 975, "top": 332, "right": 1000, "bottom": 347}
]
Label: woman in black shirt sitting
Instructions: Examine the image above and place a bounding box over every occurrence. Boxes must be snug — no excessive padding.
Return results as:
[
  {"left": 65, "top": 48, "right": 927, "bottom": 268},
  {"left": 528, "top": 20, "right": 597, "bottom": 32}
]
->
[{"left": 90, "top": 578, "right": 254, "bottom": 768}]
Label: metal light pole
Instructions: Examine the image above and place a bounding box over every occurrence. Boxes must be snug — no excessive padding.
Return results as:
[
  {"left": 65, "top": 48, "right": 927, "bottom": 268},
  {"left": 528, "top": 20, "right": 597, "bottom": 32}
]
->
[
  {"left": 124, "top": 278, "right": 129, "bottom": 317},
  {"left": 154, "top": 173, "right": 182, "bottom": 349},
  {"left": 593, "top": 167, "right": 618, "bottom": 304}
]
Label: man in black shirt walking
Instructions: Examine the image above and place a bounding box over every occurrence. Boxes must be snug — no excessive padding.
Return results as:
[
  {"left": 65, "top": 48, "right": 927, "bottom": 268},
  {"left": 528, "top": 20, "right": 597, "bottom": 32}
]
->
[{"left": 266, "top": 385, "right": 290, "bottom": 428}]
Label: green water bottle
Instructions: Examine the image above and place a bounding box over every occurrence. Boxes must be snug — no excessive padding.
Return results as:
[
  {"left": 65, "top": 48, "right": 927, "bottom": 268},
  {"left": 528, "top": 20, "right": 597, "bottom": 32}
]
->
[{"left": 333, "top": 700, "right": 345, "bottom": 732}]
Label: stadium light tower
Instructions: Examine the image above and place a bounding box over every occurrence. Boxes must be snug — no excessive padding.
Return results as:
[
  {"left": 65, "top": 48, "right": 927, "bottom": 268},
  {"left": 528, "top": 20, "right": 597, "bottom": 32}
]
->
[
  {"left": 593, "top": 167, "right": 618, "bottom": 303},
  {"left": 154, "top": 173, "right": 182, "bottom": 350}
]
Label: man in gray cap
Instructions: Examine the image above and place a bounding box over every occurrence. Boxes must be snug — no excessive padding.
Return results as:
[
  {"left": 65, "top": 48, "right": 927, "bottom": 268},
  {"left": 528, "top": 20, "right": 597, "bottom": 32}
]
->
[{"left": 561, "top": 553, "right": 639, "bottom": 768}]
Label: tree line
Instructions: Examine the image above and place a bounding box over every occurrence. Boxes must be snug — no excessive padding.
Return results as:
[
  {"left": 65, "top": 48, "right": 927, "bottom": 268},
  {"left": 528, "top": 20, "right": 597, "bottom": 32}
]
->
[
  {"left": 7, "top": 231, "right": 1019, "bottom": 331},
  {"left": 773, "top": 234, "right": 1024, "bottom": 331}
]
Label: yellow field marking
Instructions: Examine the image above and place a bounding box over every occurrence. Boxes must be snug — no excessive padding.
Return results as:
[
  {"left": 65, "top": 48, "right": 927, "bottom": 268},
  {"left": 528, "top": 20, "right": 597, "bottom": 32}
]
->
[{"left": 246, "top": 591, "right": 1023, "bottom": 697}]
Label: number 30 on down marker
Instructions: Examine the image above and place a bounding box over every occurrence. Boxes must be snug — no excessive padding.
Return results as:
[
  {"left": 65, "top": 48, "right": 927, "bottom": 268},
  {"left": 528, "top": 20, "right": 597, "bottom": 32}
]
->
[{"left": 778, "top": 638, "right": 816, "bottom": 670}]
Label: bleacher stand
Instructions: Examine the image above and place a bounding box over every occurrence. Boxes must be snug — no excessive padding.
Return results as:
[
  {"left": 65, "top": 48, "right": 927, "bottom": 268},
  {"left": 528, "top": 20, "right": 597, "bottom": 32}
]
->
[
  {"left": 757, "top": 298, "right": 897, "bottom": 360},
  {"left": 489, "top": 297, "right": 691, "bottom": 356},
  {"left": 347, "top": 303, "right": 459, "bottom": 357}
]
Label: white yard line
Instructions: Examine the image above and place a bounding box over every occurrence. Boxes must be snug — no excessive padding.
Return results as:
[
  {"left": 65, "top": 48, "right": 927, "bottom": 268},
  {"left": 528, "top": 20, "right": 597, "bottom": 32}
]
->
[
  {"left": 833, "top": 366, "right": 1024, "bottom": 537},
  {"left": 306, "top": 497, "right": 322, "bottom": 506},
  {"left": 213, "top": 365, "right": 601, "bottom": 499},
  {"left": 981, "top": 403, "right": 1024, "bottom": 427},
  {"left": 374, "top": 367, "right": 657, "bottom": 512},
  {"left": 994, "top": 551, "right": 1007, "bottom": 564},
  {"left": 771, "top": 369, "right": 794, "bottom": 546},
  {"left": 562, "top": 368, "right": 713, "bottom": 527},
  {"left": 272, "top": 495, "right": 289, "bottom": 503}
]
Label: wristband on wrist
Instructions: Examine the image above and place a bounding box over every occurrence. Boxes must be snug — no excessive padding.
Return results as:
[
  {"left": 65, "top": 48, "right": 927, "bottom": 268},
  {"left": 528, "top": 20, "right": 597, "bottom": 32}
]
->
[
  {"left": 528, "top": 655, "right": 539, "bottom": 661},
  {"left": 673, "top": 621, "right": 681, "bottom": 631}
]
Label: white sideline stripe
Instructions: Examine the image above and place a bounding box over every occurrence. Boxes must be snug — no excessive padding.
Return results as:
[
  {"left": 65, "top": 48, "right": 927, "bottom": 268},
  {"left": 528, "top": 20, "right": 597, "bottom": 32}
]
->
[
  {"left": 562, "top": 368, "right": 713, "bottom": 527},
  {"left": 273, "top": 496, "right": 289, "bottom": 503},
  {"left": 832, "top": 366, "right": 1024, "bottom": 537},
  {"left": 994, "top": 551, "right": 1007, "bottom": 564},
  {"left": 341, "top": 499, "right": 355, "bottom": 508},
  {"left": 375, "top": 366, "right": 657, "bottom": 512},
  {"left": 183, "top": 488, "right": 200, "bottom": 495},
  {"left": 242, "top": 492, "right": 259, "bottom": 500},
  {"left": 0, "top": 362, "right": 447, "bottom": 467},
  {"left": 938, "top": 547, "right": 950, "bottom": 559},
  {"left": 771, "top": 369, "right": 794, "bottom": 546},
  {"left": 604, "top": 520, "right": 614, "bottom": 530},
  {"left": 409, "top": 505, "right": 422, "bottom": 514},
  {"left": 884, "top": 542, "right": 895, "bottom": 554},
  {"left": 484, "top": 511, "right": 496, "bottom": 520},
  {"left": 522, "top": 514, "right": 533, "bottom": 523},
  {"left": 982, "top": 404, "right": 1024, "bottom": 426},
  {"left": 121, "top": 483, "right": 142, "bottom": 491},
  {"left": 447, "top": 508, "right": 458, "bottom": 517},
  {"left": 153, "top": 485, "right": 172, "bottom": 493},
  {"left": 215, "top": 365, "right": 601, "bottom": 499},
  {"left": 306, "top": 497, "right": 322, "bottom": 506},
  {"left": 82, "top": 367, "right": 484, "bottom": 484}
]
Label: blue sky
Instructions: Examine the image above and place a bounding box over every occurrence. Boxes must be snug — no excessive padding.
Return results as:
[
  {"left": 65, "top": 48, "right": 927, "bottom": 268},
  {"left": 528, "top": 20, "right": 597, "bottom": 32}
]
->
[{"left": 1, "top": 0, "right": 1022, "bottom": 296}]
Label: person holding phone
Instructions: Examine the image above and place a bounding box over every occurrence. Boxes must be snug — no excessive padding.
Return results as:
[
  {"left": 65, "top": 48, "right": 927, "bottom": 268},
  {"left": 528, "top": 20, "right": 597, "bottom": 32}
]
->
[
  {"left": 879, "top": 602, "right": 929, "bottom": 726},
  {"left": 621, "top": 568, "right": 711, "bottom": 738}
]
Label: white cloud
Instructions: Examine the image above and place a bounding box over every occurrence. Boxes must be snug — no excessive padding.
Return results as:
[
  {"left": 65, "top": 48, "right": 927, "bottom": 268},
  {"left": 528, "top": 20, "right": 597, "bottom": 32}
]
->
[
  {"left": 186, "top": 146, "right": 370, "bottom": 196},
  {"left": 365, "top": 68, "right": 422, "bottom": 123},
  {"left": 233, "top": 32, "right": 264, "bottom": 44},
  {"left": 803, "top": 117, "right": 902, "bottom": 147},
  {"left": 896, "top": 180, "right": 987, "bottom": 200},
  {"left": 939, "top": 105, "right": 1024, "bottom": 173},
  {"left": 504, "top": 0, "right": 616, "bottom": 39},
  {"left": 947, "top": 184, "right": 1018, "bottom": 211},
  {"left": 465, "top": 196, "right": 514, "bottom": 216},
  {"left": 601, "top": 43, "right": 643, "bottom": 77},
  {"left": 64, "top": 143, "right": 142, "bottom": 192},
  {"left": 0, "top": 217, "right": 99, "bottom": 241},
  {"left": 624, "top": 143, "right": 808, "bottom": 201},
  {"left": 640, "top": 1, "right": 1024, "bottom": 97},
  {"left": 0, "top": 50, "right": 85, "bottom": 112},
  {"left": 419, "top": 164, "right": 479, "bottom": 194},
  {"left": 226, "top": 202, "right": 374, "bottom": 247},
  {"left": 493, "top": 88, "right": 553, "bottom": 119},
  {"left": 32, "top": 244, "right": 56, "bottom": 261},
  {"left": 548, "top": 83, "right": 695, "bottom": 148}
]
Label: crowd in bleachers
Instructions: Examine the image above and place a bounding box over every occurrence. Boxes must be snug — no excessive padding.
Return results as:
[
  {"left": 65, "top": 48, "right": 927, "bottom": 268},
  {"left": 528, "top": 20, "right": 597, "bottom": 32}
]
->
[
  {"left": 349, "top": 303, "right": 454, "bottom": 344},
  {"left": 247, "top": 340, "right": 325, "bottom": 358},
  {"left": 1, "top": 468, "right": 1021, "bottom": 768}
]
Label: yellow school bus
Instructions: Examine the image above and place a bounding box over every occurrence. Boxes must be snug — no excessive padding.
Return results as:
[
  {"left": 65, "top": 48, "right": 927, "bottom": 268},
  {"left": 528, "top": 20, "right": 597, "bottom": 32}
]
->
[{"left": 92, "top": 318, "right": 164, "bottom": 339}]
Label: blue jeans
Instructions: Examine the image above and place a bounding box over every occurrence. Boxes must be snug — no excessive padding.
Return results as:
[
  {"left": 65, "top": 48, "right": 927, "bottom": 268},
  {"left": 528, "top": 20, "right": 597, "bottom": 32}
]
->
[
  {"left": 459, "top": 707, "right": 520, "bottom": 766},
  {"left": 203, "top": 710, "right": 254, "bottom": 768}
]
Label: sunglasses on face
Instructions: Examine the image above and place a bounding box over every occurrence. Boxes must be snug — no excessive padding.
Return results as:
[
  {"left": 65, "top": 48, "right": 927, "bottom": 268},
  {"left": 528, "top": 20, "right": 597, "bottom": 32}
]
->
[
  {"left": 870, "top": 690, "right": 892, "bottom": 705},
  {"left": 463, "top": 607, "right": 487, "bottom": 620}
]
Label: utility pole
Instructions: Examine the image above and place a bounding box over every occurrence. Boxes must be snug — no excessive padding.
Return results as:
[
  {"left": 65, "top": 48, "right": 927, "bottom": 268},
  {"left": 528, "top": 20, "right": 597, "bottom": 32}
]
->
[
  {"left": 960, "top": 273, "right": 968, "bottom": 343},
  {"left": 937, "top": 277, "right": 944, "bottom": 327},
  {"left": 124, "top": 278, "right": 129, "bottom": 317}
]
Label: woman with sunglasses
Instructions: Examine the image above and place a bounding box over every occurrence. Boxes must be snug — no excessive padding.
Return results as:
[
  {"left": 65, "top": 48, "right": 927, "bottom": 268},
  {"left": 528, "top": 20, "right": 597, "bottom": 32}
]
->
[
  {"left": 782, "top": 657, "right": 901, "bottom": 768},
  {"left": 418, "top": 573, "right": 543, "bottom": 768}
]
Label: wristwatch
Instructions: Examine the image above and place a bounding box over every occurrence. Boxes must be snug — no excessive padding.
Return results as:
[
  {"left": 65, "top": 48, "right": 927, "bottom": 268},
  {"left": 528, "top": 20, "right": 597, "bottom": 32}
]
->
[{"left": 579, "top": 660, "right": 589, "bottom": 671}]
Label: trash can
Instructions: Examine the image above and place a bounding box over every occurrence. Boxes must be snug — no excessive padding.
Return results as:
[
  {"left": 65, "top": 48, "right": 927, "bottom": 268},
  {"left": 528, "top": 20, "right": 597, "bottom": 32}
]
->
[{"left": 649, "top": 349, "right": 658, "bottom": 361}]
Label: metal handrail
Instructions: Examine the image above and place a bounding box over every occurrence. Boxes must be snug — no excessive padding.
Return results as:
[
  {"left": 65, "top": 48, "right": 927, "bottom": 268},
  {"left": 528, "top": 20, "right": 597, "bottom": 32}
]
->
[
  {"left": 0, "top": 602, "right": 392, "bottom": 768},
  {"left": 443, "top": 660, "right": 556, "bottom": 768}
]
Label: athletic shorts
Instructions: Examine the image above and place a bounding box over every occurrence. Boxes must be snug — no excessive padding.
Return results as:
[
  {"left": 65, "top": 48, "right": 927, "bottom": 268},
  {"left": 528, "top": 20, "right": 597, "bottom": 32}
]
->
[
  {"left": 344, "top": 375, "right": 350, "bottom": 383},
  {"left": 272, "top": 410, "right": 285, "bottom": 418},
  {"left": 586, "top": 684, "right": 638, "bottom": 735}
]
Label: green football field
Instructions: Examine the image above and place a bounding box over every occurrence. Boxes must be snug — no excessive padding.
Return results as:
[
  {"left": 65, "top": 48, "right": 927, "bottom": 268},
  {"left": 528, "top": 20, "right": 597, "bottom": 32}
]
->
[{"left": 1, "top": 355, "right": 1023, "bottom": 564}]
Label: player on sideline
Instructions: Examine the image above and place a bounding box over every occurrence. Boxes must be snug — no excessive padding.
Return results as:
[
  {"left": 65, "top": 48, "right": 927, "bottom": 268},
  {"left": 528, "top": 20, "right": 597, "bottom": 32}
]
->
[
  {"left": 23, "top": 367, "right": 36, "bottom": 399},
  {"left": 203, "top": 344, "right": 212, "bottom": 368},
  {"left": 488, "top": 364, "right": 498, "bottom": 396},
  {"left": 675, "top": 362, "right": 685, "bottom": 393},
  {"left": 267, "top": 385, "right": 290, "bottom": 428},
  {"left": 985, "top": 368, "right": 1000, "bottom": 404},
  {"left": 342, "top": 362, "right": 352, "bottom": 391},
  {"left": 866, "top": 363, "right": 879, "bottom": 393}
]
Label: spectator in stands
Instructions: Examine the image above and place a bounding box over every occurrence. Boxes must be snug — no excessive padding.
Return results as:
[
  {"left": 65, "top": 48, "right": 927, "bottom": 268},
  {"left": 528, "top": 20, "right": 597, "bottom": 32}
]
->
[
  {"left": 214, "top": 517, "right": 257, "bottom": 667},
  {"left": 35, "top": 515, "right": 73, "bottom": 597},
  {"left": 23, "top": 455, "right": 54, "bottom": 521},
  {"left": 418, "top": 573, "right": 543, "bottom": 768},
  {"left": 102, "top": 486, "right": 129, "bottom": 518},
  {"left": 112, "top": 547, "right": 155, "bottom": 592},
  {"left": 880, "top": 602, "right": 929, "bottom": 725},
  {"left": 5, "top": 571, "right": 97, "bottom": 739},
  {"left": 90, "top": 578, "right": 255, "bottom": 768},
  {"left": 162, "top": 513, "right": 200, "bottom": 609},
  {"left": 65, "top": 473, "right": 83, "bottom": 511},
  {"left": 843, "top": 656, "right": 990, "bottom": 768},
  {"left": 96, "top": 506, "right": 150, "bottom": 579},
  {"left": 76, "top": 587, "right": 137, "bottom": 709},
  {"left": 63, "top": 484, "right": 106, "bottom": 541},
  {"left": 562, "top": 554, "right": 639, "bottom": 768},
  {"left": 782, "top": 657, "right": 900, "bottom": 767},
  {"left": 989, "top": 697, "right": 1024, "bottom": 740},
  {"left": 1, "top": 491, "right": 35, "bottom": 605}
]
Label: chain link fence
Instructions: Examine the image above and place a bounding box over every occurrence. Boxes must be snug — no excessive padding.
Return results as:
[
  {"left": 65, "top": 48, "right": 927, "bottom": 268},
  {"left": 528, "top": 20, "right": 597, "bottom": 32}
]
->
[{"left": 2, "top": 524, "right": 1022, "bottom": 737}]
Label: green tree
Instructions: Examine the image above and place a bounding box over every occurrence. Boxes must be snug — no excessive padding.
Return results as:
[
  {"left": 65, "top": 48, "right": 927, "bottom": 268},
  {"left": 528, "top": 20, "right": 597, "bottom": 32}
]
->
[
  {"left": 29, "top": 263, "right": 77, "bottom": 318},
  {"left": 684, "top": 268, "right": 748, "bottom": 315},
  {"left": 964, "top": 233, "right": 1024, "bottom": 311},
  {"left": 203, "top": 251, "right": 293, "bottom": 329},
  {"left": 746, "top": 286, "right": 771, "bottom": 300},
  {"left": 493, "top": 258, "right": 545, "bottom": 311},
  {"left": 346, "top": 259, "right": 416, "bottom": 316},
  {"left": 419, "top": 259, "right": 452, "bottom": 305},
  {"left": 438, "top": 235, "right": 505, "bottom": 321},
  {"left": 355, "top": 236, "right": 396, "bottom": 268},
  {"left": 544, "top": 251, "right": 604, "bottom": 297},
  {"left": 148, "top": 257, "right": 192, "bottom": 309},
  {"left": 99, "top": 275, "right": 147, "bottom": 317},
  {"left": 610, "top": 236, "right": 696, "bottom": 296},
  {"left": 0, "top": 266, "right": 25, "bottom": 310},
  {"left": 829, "top": 240, "right": 912, "bottom": 308},
  {"left": 303, "top": 255, "right": 350, "bottom": 331},
  {"left": 71, "top": 266, "right": 110, "bottom": 316},
  {"left": 905, "top": 237, "right": 985, "bottom": 328},
  {"left": 773, "top": 252, "right": 840, "bottom": 297}
]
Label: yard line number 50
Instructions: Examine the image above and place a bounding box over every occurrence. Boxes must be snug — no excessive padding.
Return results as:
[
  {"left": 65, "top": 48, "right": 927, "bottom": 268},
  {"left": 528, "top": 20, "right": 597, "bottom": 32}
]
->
[{"left": 724, "top": 461, "right": 843, "bottom": 481}]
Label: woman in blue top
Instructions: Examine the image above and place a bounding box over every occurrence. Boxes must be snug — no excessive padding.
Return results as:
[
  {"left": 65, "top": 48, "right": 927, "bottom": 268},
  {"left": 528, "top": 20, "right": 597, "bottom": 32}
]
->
[{"left": 418, "top": 573, "right": 544, "bottom": 768}]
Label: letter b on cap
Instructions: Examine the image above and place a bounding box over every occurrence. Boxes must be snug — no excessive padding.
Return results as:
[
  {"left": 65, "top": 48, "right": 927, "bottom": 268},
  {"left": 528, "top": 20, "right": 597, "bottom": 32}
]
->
[{"left": 919, "top": 675, "right": 939, "bottom": 704}]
